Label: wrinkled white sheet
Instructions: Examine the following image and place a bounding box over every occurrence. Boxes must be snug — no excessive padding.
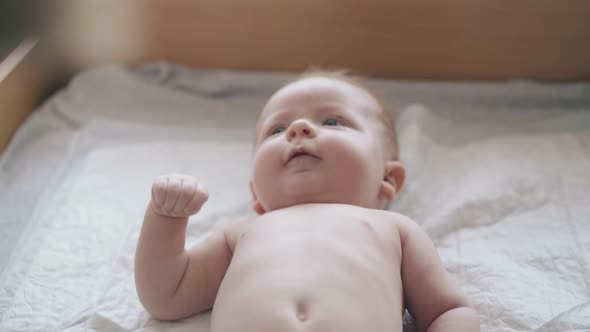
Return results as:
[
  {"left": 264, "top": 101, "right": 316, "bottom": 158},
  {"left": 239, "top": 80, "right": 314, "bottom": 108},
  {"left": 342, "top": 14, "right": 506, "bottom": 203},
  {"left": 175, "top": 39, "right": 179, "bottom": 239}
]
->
[{"left": 0, "top": 63, "right": 589, "bottom": 332}]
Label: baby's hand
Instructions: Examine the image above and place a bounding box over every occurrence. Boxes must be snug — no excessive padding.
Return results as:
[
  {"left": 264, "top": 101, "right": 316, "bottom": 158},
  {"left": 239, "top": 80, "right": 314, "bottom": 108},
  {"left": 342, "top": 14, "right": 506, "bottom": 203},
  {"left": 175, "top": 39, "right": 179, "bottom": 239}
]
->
[{"left": 150, "top": 174, "right": 209, "bottom": 218}]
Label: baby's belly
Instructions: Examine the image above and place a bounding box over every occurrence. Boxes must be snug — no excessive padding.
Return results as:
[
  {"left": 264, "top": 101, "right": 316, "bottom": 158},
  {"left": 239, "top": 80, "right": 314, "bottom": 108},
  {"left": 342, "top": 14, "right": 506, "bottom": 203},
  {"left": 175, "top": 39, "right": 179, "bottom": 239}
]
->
[{"left": 210, "top": 217, "right": 403, "bottom": 332}]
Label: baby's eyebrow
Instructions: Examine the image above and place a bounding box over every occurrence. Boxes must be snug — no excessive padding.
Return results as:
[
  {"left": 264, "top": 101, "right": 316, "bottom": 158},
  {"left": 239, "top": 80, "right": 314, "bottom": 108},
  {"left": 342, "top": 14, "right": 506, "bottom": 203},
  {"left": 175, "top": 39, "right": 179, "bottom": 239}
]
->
[
  {"left": 254, "top": 111, "right": 284, "bottom": 141},
  {"left": 265, "top": 106, "right": 303, "bottom": 124},
  {"left": 259, "top": 102, "right": 350, "bottom": 129},
  {"left": 314, "top": 105, "right": 341, "bottom": 115}
]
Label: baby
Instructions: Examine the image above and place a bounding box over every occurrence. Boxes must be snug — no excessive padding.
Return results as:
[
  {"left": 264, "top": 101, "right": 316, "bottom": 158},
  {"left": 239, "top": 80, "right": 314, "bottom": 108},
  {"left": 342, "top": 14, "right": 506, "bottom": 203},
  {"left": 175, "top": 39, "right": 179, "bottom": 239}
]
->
[{"left": 135, "top": 71, "right": 480, "bottom": 332}]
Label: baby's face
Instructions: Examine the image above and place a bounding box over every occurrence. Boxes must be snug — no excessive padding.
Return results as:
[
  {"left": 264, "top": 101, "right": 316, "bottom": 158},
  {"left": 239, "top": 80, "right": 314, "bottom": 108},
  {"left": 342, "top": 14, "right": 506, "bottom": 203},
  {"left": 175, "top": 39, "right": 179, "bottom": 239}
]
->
[{"left": 250, "top": 76, "right": 399, "bottom": 213}]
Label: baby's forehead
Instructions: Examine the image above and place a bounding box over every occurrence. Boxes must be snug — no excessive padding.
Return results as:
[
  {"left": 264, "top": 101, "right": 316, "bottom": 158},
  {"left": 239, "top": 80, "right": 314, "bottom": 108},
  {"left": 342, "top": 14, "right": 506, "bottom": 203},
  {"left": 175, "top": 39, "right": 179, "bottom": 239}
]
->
[{"left": 260, "top": 76, "right": 381, "bottom": 120}]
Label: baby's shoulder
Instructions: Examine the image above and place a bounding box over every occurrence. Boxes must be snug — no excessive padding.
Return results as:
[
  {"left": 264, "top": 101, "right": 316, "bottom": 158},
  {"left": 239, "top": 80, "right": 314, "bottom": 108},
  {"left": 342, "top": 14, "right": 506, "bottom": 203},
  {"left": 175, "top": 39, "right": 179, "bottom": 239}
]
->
[
  {"left": 368, "top": 209, "right": 419, "bottom": 237},
  {"left": 368, "top": 208, "right": 413, "bottom": 226},
  {"left": 374, "top": 210, "right": 431, "bottom": 248},
  {"left": 220, "top": 216, "right": 257, "bottom": 253}
]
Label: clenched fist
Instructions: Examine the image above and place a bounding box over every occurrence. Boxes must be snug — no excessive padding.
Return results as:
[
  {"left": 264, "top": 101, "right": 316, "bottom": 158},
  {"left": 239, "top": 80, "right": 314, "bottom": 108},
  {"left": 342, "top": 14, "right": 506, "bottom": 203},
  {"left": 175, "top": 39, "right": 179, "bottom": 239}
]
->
[{"left": 150, "top": 174, "right": 209, "bottom": 218}]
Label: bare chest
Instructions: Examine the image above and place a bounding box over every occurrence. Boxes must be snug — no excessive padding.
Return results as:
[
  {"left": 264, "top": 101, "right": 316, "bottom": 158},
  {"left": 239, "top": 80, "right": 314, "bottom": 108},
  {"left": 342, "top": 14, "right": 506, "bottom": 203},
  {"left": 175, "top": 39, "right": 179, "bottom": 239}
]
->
[
  {"left": 212, "top": 205, "right": 405, "bottom": 332},
  {"left": 229, "top": 205, "right": 402, "bottom": 279}
]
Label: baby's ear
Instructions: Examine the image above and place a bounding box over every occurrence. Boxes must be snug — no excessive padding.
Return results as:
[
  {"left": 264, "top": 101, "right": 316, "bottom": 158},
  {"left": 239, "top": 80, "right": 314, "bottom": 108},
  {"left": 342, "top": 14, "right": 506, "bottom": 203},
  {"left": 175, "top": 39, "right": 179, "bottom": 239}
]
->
[
  {"left": 249, "top": 180, "right": 266, "bottom": 215},
  {"left": 379, "top": 161, "right": 406, "bottom": 201}
]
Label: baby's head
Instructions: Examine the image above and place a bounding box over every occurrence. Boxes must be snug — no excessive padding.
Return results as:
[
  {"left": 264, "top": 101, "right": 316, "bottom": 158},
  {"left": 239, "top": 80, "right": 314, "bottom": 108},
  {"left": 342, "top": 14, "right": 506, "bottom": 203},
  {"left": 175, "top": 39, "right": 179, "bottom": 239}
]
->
[{"left": 249, "top": 70, "right": 405, "bottom": 214}]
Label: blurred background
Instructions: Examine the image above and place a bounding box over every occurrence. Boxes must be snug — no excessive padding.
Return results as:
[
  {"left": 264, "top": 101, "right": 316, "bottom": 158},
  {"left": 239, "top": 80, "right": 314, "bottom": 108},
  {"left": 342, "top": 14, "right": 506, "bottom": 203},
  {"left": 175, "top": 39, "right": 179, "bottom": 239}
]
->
[
  {"left": 0, "top": 1, "right": 37, "bottom": 59},
  {"left": 2, "top": 0, "right": 589, "bottom": 152},
  {"left": 3, "top": 0, "right": 590, "bottom": 81}
]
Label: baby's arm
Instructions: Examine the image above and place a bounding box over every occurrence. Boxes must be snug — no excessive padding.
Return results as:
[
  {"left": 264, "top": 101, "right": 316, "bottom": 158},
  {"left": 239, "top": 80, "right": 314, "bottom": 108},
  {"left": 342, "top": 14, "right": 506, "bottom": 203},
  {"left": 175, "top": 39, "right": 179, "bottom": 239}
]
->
[
  {"left": 135, "top": 174, "right": 232, "bottom": 320},
  {"left": 398, "top": 217, "right": 480, "bottom": 332}
]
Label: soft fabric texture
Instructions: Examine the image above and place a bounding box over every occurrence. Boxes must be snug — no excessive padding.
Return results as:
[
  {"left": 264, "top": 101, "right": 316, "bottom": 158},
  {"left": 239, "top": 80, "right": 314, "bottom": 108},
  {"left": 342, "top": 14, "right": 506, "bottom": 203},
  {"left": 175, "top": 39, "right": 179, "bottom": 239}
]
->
[{"left": 0, "top": 63, "right": 589, "bottom": 331}]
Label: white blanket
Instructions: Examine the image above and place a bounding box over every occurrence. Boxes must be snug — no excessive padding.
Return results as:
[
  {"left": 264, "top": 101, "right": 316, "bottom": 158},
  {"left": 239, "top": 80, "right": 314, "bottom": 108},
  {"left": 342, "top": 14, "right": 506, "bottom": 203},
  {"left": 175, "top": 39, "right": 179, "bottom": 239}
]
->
[{"left": 0, "top": 63, "right": 589, "bottom": 331}]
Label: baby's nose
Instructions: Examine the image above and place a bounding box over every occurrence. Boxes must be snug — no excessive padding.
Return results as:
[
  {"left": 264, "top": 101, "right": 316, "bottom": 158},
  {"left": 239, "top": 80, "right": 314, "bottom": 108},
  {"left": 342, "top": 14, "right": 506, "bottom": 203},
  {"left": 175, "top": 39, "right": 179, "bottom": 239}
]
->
[{"left": 287, "top": 119, "right": 317, "bottom": 141}]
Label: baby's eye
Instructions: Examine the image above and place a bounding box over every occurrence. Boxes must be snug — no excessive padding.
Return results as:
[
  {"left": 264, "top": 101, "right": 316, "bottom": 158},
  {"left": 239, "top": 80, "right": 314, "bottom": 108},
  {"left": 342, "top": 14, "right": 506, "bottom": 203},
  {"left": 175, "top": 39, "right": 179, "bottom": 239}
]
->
[
  {"left": 270, "top": 126, "right": 286, "bottom": 135},
  {"left": 322, "top": 118, "right": 342, "bottom": 126}
]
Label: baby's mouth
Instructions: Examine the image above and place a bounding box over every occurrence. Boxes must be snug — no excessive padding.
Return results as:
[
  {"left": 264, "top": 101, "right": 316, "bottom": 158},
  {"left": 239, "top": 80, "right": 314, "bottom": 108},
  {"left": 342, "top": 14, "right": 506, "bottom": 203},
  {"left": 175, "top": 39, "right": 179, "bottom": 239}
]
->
[{"left": 285, "top": 148, "right": 320, "bottom": 165}]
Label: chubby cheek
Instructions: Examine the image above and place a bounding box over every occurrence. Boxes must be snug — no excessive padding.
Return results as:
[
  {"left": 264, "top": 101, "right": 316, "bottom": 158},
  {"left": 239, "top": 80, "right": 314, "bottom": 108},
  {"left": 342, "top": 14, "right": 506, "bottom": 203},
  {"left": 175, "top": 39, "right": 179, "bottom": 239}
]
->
[
  {"left": 251, "top": 143, "right": 282, "bottom": 205},
  {"left": 323, "top": 135, "right": 382, "bottom": 189}
]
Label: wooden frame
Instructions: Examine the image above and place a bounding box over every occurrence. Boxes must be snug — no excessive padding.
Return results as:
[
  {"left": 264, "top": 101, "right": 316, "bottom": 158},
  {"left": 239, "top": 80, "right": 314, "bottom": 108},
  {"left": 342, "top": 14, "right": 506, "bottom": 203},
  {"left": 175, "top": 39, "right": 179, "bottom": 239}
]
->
[
  {"left": 1, "top": 0, "right": 589, "bottom": 153},
  {"left": 0, "top": 39, "right": 56, "bottom": 153}
]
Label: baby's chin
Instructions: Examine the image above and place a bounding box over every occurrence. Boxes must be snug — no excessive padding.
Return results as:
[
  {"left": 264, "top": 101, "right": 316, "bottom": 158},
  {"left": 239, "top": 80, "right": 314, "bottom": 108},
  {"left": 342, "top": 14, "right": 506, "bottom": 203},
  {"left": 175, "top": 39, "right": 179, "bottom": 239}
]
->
[
  {"left": 285, "top": 176, "right": 334, "bottom": 197},
  {"left": 264, "top": 189, "right": 372, "bottom": 212},
  {"left": 262, "top": 190, "right": 337, "bottom": 212},
  {"left": 258, "top": 172, "right": 380, "bottom": 211}
]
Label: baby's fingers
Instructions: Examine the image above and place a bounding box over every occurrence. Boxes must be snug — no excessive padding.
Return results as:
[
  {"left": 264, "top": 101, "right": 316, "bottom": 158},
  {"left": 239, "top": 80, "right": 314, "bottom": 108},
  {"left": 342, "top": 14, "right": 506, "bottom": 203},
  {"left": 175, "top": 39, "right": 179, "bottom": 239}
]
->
[
  {"left": 151, "top": 174, "right": 169, "bottom": 206},
  {"left": 162, "top": 175, "right": 183, "bottom": 214},
  {"left": 150, "top": 174, "right": 207, "bottom": 218},
  {"left": 184, "top": 185, "right": 209, "bottom": 215},
  {"left": 174, "top": 178, "right": 199, "bottom": 215}
]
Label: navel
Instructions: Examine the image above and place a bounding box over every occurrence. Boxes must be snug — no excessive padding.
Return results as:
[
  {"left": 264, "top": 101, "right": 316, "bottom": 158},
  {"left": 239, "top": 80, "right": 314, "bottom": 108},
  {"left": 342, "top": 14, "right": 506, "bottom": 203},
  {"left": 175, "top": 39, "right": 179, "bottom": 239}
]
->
[{"left": 295, "top": 299, "right": 308, "bottom": 322}]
